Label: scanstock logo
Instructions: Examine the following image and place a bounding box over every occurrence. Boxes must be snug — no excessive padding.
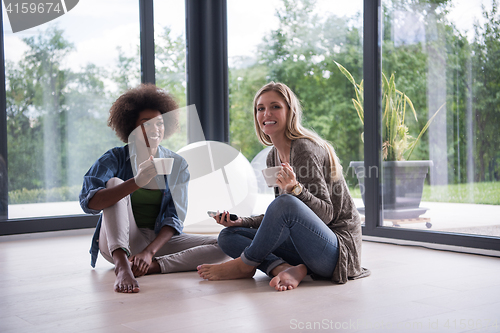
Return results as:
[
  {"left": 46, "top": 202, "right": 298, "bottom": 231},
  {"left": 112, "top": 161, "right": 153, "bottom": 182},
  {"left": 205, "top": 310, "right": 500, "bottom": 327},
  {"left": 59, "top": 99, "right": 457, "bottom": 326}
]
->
[{"left": 3, "top": 0, "right": 79, "bottom": 33}]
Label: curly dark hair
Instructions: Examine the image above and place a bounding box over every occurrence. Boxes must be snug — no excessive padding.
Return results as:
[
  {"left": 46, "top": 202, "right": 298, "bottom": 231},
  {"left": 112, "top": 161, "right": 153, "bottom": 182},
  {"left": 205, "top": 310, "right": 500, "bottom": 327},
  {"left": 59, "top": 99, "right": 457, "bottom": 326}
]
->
[{"left": 108, "top": 84, "right": 179, "bottom": 143}]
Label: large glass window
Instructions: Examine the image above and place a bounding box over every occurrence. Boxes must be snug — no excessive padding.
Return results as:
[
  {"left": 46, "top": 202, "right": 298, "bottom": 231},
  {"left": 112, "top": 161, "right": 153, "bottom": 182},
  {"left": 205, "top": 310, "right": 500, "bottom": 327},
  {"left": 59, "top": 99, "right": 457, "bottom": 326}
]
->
[
  {"left": 3, "top": 0, "right": 140, "bottom": 219},
  {"left": 227, "top": 0, "right": 364, "bottom": 215},
  {"left": 154, "top": 0, "right": 187, "bottom": 152},
  {"left": 377, "top": 0, "right": 500, "bottom": 237}
]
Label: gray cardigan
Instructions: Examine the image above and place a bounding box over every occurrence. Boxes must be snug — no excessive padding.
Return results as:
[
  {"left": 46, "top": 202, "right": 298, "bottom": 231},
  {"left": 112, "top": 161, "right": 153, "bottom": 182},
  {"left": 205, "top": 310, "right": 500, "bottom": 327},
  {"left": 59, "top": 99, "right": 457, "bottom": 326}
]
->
[{"left": 241, "top": 138, "right": 370, "bottom": 284}]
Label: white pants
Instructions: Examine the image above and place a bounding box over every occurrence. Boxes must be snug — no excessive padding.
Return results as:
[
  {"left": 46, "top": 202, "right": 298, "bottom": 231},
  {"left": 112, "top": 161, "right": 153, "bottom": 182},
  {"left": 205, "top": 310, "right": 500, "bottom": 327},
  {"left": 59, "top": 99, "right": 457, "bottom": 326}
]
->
[{"left": 98, "top": 178, "right": 229, "bottom": 273}]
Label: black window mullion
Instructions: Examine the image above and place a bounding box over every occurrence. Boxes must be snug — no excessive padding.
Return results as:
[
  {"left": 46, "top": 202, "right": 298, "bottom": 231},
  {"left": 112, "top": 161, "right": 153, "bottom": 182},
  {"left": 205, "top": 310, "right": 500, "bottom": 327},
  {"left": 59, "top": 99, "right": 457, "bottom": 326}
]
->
[
  {"left": 185, "top": 0, "right": 228, "bottom": 143},
  {"left": 362, "top": 0, "right": 382, "bottom": 232},
  {"left": 139, "top": 0, "right": 155, "bottom": 84},
  {"left": 0, "top": 3, "right": 8, "bottom": 221}
]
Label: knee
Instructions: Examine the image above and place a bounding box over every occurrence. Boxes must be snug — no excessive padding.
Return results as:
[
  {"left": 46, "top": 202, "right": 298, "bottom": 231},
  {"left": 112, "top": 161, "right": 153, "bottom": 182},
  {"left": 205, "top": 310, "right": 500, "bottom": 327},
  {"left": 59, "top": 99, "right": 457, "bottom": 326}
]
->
[
  {"left": 106, "top": 177, "right": 124, "bottom": 189},
  {"left": 264, "top": 194, "right": 304, "bottom": 222},
  {"left": 217, "top": 227, "right": 244, "bottom": 251},
  {"left": 268, "top": 194, "right": 300, "bottom": 211},
  {"left": 103, "top": 178, "right": 129, "bottom": 211},
  {"left": 217, "top": 227, "right": 234, "bottom": 248}
]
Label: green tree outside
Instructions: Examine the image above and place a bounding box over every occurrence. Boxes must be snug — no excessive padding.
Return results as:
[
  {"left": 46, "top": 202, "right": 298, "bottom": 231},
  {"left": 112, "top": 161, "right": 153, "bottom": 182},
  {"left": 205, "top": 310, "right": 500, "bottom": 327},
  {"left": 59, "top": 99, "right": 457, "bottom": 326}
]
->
[{"left": 4, "top": 0, "right": 500, "bottom": 205}]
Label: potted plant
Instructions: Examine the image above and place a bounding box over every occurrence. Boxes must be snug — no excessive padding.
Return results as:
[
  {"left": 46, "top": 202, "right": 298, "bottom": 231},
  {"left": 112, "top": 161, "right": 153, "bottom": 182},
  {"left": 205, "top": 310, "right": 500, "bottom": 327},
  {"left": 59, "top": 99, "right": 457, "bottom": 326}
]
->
[{"left": 335, "top": 61, "right": 445, "bottom": 220}]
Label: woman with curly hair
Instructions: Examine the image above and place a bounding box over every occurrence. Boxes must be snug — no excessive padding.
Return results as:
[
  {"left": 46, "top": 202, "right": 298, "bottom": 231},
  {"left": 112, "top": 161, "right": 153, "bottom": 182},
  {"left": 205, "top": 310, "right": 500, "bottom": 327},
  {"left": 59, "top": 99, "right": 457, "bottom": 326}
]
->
[
  {"left": 197, "top": 82, "right": 369, "bottom": 291},
  {"left": 80, "top": 84, "right": 228, "bottom": 293}
]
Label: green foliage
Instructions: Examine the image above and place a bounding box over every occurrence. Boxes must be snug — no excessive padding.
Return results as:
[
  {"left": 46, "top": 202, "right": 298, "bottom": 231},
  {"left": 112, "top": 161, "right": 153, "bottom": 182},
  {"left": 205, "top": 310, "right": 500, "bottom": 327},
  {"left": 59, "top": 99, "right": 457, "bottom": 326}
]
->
[
  {"left": 381, "top": 0, "right": 500, "bottom": 182},
  {"left": 229, "top": 63, "right": 268, "bottom": 161},
  {"left": 4, "top": 0, "right": 500, "bottom": 207},
  {"left": 421, "top": 182, "right": 500, "bottom": 205},
  {"left": 9, "top": 185, "right": 81, "bottom": 204},
  {"left": 470, "top": 0, "right": 500, "bottom": 181},
  {"left": 113, "top": 46, "right": 140, "bottom": 93},
  {"left": 7, "top": 26, "right": 73, "bottom": 191},
  {"left": 335, "top": 62, "right": 445, "bottom": 161},
  {"left": 5, "top": 22, "right": 189, "bottom": 204},
  {"left": 349, "top": 182, "right": 500, "bottom": 205},
  {"left": 155, "top": 26, "right": 187, "bottom": 106},
  {"left": 6, "top": 26, "right": 122, "bottom": 198},
  {"left": 229, "top": 0, "right": 364, "bottom": 180},
  {"left": 154, "top": 27, "right": 189, "bottom": 153}
]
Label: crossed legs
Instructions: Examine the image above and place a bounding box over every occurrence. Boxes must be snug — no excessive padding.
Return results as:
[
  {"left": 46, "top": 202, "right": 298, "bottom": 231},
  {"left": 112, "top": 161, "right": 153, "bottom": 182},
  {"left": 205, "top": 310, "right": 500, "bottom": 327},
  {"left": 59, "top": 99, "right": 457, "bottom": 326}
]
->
[
  {"left": 197, "top": 194, "right": 339, "bottom": 291},
  {"left": 99, "top": 178, "right": 229, "bottom": 293}
]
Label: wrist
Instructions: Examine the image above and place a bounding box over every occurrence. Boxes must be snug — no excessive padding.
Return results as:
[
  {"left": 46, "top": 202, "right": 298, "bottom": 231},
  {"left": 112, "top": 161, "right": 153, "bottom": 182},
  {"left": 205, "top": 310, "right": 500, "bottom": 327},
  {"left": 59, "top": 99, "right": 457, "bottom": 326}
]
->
[
  {"left": 289, "top": 182, "right": 303, "bottom": 196},
  {"left": 130, "top": 177, "right": 141, "bottom": 189},
  {"left": 285, "top": 181, "right": 297, "bottom": 193},
  {"left": 142, "top": 248, "right": 155, "bottom": 257}
]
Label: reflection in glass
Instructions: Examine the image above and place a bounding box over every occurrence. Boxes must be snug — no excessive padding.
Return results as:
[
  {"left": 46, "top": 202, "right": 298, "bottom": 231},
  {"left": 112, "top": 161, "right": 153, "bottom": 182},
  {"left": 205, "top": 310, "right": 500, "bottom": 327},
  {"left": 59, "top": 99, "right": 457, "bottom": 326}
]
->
[
  {"left": 227, "top": 0, "right": 364, "bottom": 218},
  {"left": 154, "top": 0, "right": 187, "bottom": 152},
  {"left": 380, "top": 0, "right": 500, "bottom": 237},
  {"left": 3, "top": 0, "right": 139, "bottom": 218}
]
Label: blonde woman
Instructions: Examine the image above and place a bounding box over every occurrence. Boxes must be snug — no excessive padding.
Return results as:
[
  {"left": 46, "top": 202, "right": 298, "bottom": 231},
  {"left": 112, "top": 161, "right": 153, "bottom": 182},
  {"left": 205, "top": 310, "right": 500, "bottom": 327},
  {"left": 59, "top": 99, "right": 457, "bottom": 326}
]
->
[{"left": 197, "top": 82, "right": 369, "bottom": 291}]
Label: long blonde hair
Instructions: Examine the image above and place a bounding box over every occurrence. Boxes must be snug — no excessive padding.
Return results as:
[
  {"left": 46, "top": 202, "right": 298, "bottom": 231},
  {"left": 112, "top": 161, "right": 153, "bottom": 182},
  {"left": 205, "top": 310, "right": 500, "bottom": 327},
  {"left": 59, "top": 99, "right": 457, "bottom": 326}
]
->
[{"left": 253, "top": 82, "right": 343, "bottom": 181}]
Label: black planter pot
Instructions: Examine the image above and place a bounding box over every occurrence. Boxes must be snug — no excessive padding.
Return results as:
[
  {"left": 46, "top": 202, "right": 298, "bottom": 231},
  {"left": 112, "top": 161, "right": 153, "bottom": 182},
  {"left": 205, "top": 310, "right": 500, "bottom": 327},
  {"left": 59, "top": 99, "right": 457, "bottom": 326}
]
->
[{"left": 349, "top": 160, "right": 433, "bottom": 219}]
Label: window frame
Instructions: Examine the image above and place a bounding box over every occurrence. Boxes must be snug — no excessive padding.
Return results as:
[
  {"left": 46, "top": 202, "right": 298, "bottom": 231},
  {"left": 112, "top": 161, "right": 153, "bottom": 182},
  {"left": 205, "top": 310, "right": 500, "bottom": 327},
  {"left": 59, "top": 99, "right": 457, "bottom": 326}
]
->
[
  {"left": 0, "top": 0, "right": 499, "bottom": 253},
  {"left": 361, "top": 0, "right": 500, "bottom": 252}
]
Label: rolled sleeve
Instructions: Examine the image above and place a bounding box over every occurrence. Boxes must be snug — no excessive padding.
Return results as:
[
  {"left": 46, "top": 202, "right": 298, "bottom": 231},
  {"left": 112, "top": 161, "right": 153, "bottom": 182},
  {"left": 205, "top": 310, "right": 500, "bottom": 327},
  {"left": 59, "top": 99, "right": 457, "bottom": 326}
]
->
[
  {"left": 157, "top": 216, "right": 184, "bottom": 235},
  {"left": 79, "top": 149, "right": 124, "bottom": 215},
  {"left": 79, "top": 187, "right": 105, "bottom": 215}
]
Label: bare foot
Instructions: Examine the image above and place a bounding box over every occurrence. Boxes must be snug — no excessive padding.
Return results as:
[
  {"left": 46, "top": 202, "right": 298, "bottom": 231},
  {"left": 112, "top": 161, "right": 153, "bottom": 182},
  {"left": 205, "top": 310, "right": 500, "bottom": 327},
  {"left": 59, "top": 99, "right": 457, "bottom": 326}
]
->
[
  {"left": 270, "top": 262, "right": 294, "bottom": 276},
  {"left": 269, "top": 264, "right": 307, "bottom": 291},
  {"left": 114, "top": 263, "right": 140, "bottom": 293},
  {"left": 197, "top": 257, "right": 256, "bottom": 280},
  {"left": 112, "top": 249, "right": 140, "bottom": 293}
]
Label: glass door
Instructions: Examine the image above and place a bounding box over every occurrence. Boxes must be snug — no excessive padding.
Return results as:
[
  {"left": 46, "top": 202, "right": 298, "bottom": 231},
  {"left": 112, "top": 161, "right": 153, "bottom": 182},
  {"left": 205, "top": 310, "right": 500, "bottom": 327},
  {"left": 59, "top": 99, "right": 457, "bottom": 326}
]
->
[{"left": 379, "top": 0, "right": 500, "bottom": 238}]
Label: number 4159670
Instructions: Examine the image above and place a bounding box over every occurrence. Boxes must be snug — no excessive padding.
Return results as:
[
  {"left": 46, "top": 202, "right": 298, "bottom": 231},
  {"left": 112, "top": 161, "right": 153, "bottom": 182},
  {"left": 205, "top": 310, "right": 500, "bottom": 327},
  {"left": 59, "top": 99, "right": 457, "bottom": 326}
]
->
[{"left": 5, "top": 2, "right": 62, "bottom": 14}]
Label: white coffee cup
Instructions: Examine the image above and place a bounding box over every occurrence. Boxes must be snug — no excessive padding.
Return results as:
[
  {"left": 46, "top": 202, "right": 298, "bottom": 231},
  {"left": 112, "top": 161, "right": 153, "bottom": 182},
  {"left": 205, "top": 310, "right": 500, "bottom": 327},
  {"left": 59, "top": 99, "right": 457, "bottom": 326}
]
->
[
  {"left": 153, "top": 158, "right": 174, "bottom": 175},
  {"left": 262, "top": 166, "right": 283, "bottom": 187}
]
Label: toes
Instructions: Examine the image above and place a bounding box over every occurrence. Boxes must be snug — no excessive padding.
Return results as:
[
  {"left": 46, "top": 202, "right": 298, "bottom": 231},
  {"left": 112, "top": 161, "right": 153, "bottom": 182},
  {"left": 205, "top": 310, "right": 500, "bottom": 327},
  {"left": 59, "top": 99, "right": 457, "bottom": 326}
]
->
[
  {"left": 197, "top": 265, "right": 213, "bottom": 279},
  {"left": 114, "top": 281, "right": 140, "bottom": 293},
  {"left": 269, "top": 276, "right": 279, "bottom": 288},
  {"left": 197, "top": 264, "right": 211, "bottom": 272}
]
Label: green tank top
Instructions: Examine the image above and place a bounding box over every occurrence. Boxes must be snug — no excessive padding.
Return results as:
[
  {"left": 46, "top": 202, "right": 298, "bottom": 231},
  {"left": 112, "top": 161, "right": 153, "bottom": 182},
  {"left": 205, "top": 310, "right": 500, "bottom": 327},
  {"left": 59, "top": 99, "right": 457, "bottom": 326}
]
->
[{"left": 131, "top": 188, "right": 162, "bottom": 230}]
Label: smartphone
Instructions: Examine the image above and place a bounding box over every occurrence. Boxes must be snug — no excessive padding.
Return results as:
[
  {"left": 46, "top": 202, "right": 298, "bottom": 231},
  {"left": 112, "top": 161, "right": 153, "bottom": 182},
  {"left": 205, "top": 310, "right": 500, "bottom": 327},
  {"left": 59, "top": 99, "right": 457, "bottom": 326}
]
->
[{"left": 207, "top": 211, "right": 238, "bottom": 221}]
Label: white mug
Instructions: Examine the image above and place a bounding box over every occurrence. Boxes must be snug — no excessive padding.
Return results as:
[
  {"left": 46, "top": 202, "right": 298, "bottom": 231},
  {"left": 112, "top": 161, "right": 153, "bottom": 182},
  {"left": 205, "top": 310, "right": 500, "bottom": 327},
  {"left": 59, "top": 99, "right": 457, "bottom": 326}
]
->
[
  {"left": 153, "top": 158, "right": 174, "bottom": 175},
  {"left": 261, "top": 166, "right": 283, "bottom": 187}
]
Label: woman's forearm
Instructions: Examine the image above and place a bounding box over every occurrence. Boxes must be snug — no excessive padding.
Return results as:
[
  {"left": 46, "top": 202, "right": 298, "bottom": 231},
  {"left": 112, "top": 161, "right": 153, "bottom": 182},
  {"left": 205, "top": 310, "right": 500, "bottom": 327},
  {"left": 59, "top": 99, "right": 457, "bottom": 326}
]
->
[
  {"left": 87, "top": 178, "right": 139, "bottom": 211},
  {"left": 241, "top": 215, "right": 264, "bottom": 228},
  {"left": 143, "top": 225, "right": 175, "bottom": 255}
]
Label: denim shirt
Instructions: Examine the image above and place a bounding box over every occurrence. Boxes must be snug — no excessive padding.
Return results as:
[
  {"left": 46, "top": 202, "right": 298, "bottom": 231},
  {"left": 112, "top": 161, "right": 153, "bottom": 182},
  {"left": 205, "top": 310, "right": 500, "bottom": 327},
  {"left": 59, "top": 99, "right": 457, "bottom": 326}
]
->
[{"left": 79, "top": 144, "right": 190, "bottom": 267}]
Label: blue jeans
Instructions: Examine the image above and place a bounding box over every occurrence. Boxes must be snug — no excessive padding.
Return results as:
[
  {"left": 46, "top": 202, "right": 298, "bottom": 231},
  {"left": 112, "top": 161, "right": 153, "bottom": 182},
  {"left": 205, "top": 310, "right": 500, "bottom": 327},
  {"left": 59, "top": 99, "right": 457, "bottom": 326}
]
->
[{"left": 218, "top": 194, "right": 339, "bottom": 278}]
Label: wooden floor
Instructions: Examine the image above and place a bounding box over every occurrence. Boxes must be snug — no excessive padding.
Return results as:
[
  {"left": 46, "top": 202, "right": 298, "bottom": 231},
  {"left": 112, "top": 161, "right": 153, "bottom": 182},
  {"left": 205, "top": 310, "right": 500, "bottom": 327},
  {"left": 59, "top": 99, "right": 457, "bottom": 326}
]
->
[{"left": 1, "top": 229, "right": 499, "bottom": 333}]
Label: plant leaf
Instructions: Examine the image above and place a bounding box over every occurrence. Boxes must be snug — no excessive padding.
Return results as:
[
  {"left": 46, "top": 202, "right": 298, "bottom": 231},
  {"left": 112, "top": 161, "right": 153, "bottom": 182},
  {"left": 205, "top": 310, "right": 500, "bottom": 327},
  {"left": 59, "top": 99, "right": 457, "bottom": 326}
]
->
[
  {"left": 404, "top": 94, "right": 418, "bottom": 121},
  {"left": 352, "top": 99, "right": 364, "bottom": 124},
  {"left": 406, "top": 102, "right": 446, "bottom": 160},
  {"left": 334, "top": 61, "right": 356, "bottom": 86}
]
